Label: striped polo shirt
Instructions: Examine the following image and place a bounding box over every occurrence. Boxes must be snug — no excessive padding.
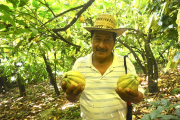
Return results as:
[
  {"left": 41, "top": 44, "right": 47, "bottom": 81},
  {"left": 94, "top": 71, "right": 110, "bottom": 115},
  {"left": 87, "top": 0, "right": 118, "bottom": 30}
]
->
[{"left": 72, "top": 52, "right": 144, "bottom": 120}]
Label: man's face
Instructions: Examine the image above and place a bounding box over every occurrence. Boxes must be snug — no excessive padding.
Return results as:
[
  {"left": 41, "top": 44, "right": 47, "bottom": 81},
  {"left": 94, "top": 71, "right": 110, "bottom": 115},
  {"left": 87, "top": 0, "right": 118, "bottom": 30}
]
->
[{"left": 91, "top": 30, "right": 115, "bottom": 59}]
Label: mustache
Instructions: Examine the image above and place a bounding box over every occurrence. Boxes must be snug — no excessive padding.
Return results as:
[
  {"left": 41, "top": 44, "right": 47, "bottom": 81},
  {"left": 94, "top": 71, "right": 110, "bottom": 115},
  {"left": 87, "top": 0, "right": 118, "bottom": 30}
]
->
[{"left": 96, "top": 48, "right": 107, "bottom": 52}]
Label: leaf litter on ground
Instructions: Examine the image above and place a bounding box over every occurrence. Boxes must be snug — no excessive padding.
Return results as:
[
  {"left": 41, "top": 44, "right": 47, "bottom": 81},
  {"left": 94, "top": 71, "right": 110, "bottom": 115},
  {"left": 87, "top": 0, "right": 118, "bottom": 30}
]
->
[{"left": 0, "top": 66, "right": 180, "bottom": 120}]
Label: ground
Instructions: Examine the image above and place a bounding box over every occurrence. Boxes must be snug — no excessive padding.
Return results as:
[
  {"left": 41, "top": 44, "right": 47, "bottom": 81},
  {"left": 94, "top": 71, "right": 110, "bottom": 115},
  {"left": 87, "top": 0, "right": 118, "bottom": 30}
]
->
[{"left": 0, "top": 66, "right": 180, "bottom": 120}]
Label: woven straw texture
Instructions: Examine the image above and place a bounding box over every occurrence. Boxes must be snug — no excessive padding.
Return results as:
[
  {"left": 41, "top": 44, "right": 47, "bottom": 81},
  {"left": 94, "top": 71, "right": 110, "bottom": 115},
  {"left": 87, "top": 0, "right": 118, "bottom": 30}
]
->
[{"left": 94, "top": 14, "right": 116, "bottom": 29}]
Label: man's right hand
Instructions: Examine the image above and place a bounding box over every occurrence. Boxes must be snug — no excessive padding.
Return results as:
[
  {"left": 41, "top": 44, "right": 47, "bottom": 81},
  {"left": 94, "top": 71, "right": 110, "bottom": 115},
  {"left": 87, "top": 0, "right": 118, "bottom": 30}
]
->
[{"left": 61, "top": 81, "right": 84, "bottom": 102}]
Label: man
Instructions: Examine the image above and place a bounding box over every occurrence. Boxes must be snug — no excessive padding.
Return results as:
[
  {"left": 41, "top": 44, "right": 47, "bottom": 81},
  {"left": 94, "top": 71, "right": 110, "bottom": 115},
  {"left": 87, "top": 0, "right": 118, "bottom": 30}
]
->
[{"left": 61, "top": 13, "right": 144, "bottom": 120}]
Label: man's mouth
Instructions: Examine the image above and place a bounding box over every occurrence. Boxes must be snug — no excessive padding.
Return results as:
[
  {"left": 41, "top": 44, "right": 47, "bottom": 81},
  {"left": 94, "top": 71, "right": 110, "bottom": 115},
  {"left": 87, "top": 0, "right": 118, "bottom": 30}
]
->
[{"left": 96, "top": 49, "right": 107, "bottom": 52}]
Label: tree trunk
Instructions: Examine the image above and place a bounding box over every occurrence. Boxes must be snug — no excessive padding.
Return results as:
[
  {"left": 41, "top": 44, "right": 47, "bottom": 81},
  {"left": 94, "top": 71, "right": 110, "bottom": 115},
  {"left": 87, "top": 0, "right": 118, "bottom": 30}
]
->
[
  {"left": 145, "top": 30, "right": 158, "bottom": 93},
  {"left": 43, "top": 54, "right": 60, "bottom": 96},
  {"left": 17, "top": 75, "right": 26, "bottom": 97}
]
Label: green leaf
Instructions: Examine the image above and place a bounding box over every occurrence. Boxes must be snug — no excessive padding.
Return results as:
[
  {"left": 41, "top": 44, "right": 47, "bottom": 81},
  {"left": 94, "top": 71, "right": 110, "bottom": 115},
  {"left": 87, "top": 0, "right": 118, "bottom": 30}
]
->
[
  {"left": 170, "top": 103, "right": 180, "bottom": 108},
  {"left": 7, "top": 0, "right": 19, "bottom": 8},
  {"left": 173, "top": 50, "right": 180, "bottom": 62},
  {"left": 122, "top": 0, "right": 130, "bottom": 4},
  {"left": 141, "top": 114, "right": 151, "bottom": 120},
  {"left": 156, "top": 114, "right": 179, "bottom": 120},
  {"left": 30, "top": 27, "right": 38, "bottom": 36},
  {"left": 157, "top": 106, "right": 165, "bottom": 113},
  {"left": 16, "top": 20, "right": 27, "bottom": 26},
  {"left": 147, "top": 14, "right": 154, "bottom": 30},
  {"left": 28, "top": 54, "right": 32, "bottom": 64},
  {"left": 14, "top": 28, "right": 30, "bottom": 35},
  {"left": 19, "top": 0, "right": 29, "bottom": 7},
  {"left": 149, "top": 101, "right": 158, "bottom": 106},
  {"left": 0, "top": 24, "right": 6, "bottom": 30},
  {"left": 175, "top": 109, "right": 180, "bottom": 118},
  {"left": 161, "top": 99, "right": 170, "bottom": 107},
  {"left": 150, "top": 110, "right": 158, "bottom": 119},
  {"left": 3, "top": 13, "right": 16, "bottom": 29},
  {"left": 166, "top": 61, "right": 171, "bottom": 71},
  {"left": 100, "top": 3, "right": 103, "bottom": 9},
  {"left": 0, "top": 4, "right": 10, "bottom": 12},
  {"left": 14, "top": 40, "right": 24, "bottom": 51},
  {"left": 32, "top": 0, "right": 38, "bottom": 7},
  {"left": 42, "top": 41, "right": 52, "bottom": 51}
]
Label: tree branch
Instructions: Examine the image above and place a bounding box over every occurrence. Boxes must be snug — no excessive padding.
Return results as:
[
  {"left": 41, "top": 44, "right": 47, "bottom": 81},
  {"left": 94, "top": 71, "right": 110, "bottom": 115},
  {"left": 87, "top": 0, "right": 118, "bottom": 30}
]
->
[
  {"left": 41, "top": 5, "right": 84, "bottom": 27},
  {"left": 52, "top": 0, "right": 95, "bottom": 32},
  {"left": 157, "top": 45, "right": 170, "bottom": 62},
  {"left": 147, "top": 29, "right": 152, "bottom": 43},
  {"left": 126, "top": 28, "right": 148, "bottom": 46},
  {"left": 53, "top": 31, "right": 81, "bottom": 48},
  {"left": 39, "top": 0, "right": 56, "bottom": 17},
  {"left": 117, "top": 39, "right": 147, "bottom": 74}
]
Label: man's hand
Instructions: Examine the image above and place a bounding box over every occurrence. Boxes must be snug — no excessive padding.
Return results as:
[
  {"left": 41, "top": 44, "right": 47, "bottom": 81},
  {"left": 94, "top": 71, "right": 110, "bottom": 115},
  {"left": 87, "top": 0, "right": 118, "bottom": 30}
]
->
[
  {"left": 115, "top": 78, "right": 143, "bottom": 104},
  {"left": 61, "top": 81, "right": 84, "bottom": 102}
]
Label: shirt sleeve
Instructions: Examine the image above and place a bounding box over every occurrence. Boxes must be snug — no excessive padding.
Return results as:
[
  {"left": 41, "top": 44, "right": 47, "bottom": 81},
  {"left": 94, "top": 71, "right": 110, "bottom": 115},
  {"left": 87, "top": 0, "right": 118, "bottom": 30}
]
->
[
  {"left": 72, "top": 59, "right": 80, "bottom": 71},
  {"left": 126, "top": 57, "right": 136, "bottom": 74}
]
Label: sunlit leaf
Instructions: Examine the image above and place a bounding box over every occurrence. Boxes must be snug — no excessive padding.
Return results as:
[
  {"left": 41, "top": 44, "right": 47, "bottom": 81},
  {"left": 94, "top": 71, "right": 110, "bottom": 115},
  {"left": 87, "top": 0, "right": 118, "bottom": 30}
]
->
[
  {"left": 173, "top": 50, "right": 180, "bottom": 62},
  {"left": 6, "top": 0, "right": 19, "bottom": 8},
  {"left": 166, "top": 61, "right": 171, "bottom": 71},
  {"left": 30, "top": 28, "right": 38, "bottom": 36},
  {"left": 2, "top": 13, "right": 16, "bottom": 29},
  {"left": 19, "top": 0, "right": 29, "bottom": 7},
  {"left": 0, "top": 4, "right": 10, "bottom": 12}
]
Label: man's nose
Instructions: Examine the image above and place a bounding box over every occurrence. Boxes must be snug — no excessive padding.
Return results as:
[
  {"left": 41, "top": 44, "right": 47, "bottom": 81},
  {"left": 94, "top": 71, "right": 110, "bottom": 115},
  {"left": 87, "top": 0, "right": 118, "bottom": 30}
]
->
[{"left": 99, "top": 41, "right": 105, "bottom": 48}]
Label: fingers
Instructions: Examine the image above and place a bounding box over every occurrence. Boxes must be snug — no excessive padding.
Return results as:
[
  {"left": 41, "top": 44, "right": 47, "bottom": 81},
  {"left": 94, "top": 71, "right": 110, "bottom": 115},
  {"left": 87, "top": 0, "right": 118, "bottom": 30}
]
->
[
  {"left": 126, "top": 88, "right": 138, "bottom": 97},
  {"left": 73, "top": 83, "right": 84, "bottom": 95},
  {"left": 61, "top": 81, "right": 67, "bottom": 92},
  {"left": 115, "top": 87, "right": 139, "bottom": 102},
  {"left": 62, "top": 82, "right": 84, "bottom": 96},
  {"left": 66, "top": 84, "right": 75, "bottom": 94}
]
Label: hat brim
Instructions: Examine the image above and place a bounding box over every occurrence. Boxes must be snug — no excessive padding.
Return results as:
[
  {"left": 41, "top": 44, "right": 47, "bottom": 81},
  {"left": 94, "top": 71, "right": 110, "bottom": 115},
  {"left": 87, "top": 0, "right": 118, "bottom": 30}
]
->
[{"left": 84, "top": 27, "right": 128, "bottom": 37}]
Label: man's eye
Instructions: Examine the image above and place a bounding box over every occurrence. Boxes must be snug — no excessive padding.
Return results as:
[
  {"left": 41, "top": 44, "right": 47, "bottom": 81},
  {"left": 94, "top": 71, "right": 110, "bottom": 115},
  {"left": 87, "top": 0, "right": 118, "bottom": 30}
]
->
[
  {"left": 105, "top": 39, "right": 111, "bottom": 42},
  {"left": 94, "top": 38, "right": 100, "bottom": 41}
]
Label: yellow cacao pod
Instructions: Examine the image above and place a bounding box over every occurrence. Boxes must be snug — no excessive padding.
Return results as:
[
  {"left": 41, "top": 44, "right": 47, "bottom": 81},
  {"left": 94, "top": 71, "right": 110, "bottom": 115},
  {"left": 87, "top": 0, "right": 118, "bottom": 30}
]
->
[
  {"left": 79, "top": 15, "right": 84, "bottom": 23},
  {"left": 117, "top": 73, "right": 140, "bottom": 91},
  {"left": 62, "top": 71, "right": 86, "bottom": 89}
]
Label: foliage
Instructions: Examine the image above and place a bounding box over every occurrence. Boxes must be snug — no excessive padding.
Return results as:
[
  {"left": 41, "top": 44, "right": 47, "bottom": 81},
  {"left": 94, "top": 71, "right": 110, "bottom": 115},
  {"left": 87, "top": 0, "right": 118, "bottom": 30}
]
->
[
  {"left": 172, "top": 88, "right": 180, "bottom": 95},
  {"left": 141, "top": 98, "right": 180, "bottom": 120},
  {"left": 50, "top": 105, "right": 81, "bottom": 119},
  {"left": 166, "top": 47, "right": 180, "bottom": 71},
  {"left": 0, "top": 0, "right": 180, "bottom": 94}
]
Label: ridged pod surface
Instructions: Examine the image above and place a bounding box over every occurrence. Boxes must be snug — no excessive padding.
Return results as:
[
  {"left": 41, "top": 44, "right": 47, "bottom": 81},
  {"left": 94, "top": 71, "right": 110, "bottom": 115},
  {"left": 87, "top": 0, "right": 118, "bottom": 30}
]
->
[
  {"left": 62, "top": 71, "right": 86, "bottom": 89},
  {"left": 117, "top": 73, "right": 140, "bottom": 91}
]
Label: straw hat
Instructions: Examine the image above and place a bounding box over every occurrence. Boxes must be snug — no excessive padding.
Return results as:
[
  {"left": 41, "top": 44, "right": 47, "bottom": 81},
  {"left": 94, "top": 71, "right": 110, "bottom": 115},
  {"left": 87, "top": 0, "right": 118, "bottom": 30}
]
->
[{"left": 84, "top": 13, "right": 128, "bottom": 37}]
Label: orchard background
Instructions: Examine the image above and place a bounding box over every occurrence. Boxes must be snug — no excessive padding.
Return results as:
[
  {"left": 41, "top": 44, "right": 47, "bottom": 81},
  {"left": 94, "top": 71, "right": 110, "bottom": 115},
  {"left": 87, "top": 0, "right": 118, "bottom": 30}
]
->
[{"left": 0, "top": 0, "right": 180, "bottom": 119}]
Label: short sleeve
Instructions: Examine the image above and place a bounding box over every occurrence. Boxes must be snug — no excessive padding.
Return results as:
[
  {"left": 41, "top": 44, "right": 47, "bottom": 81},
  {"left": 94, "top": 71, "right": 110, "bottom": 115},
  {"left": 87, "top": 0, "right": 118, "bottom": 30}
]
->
[
  {"left": 126, "top": 57, "right": 136, "bottom": 74},
  {"left": 72, "top": 58, "right": 80, "bottom": 71}
]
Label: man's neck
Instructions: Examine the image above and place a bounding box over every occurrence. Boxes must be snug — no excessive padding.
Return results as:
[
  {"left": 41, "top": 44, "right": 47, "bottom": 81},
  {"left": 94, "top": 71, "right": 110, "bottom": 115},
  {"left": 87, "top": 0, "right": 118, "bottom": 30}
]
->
[{"left": 92, "top": 53, "right": 113, "bottom": 65}]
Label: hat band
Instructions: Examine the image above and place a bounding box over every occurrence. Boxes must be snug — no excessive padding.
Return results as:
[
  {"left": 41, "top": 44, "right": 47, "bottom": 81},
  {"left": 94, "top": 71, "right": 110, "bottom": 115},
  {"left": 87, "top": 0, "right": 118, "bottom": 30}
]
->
[
  {"left": 96, "top": 18, "right": 116, "bottom": 25},
  {"left": 94, "top": 25, "right": 114, "bottom": 29}
]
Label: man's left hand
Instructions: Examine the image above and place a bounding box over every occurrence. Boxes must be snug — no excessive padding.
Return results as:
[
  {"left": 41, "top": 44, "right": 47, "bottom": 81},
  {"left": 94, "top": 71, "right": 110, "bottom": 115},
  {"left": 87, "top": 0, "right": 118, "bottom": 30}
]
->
[{"left": 115, "top": 87, "right": 143, "bottom": 104}]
